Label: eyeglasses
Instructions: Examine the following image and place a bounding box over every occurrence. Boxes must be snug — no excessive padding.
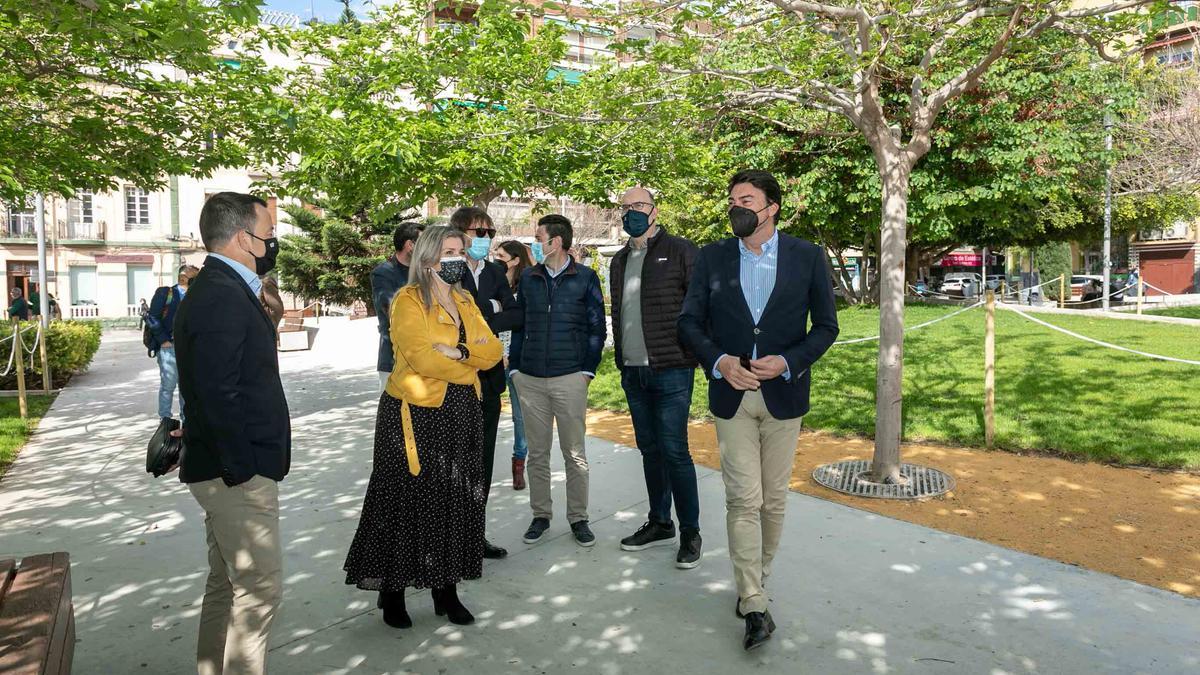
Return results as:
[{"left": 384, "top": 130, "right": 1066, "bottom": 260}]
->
[
  {"left": 619, "top": 202, "right": 654, "bottom": 213},
  {"left": 470, "top": 227, "right": 497, "bottom": 238}
]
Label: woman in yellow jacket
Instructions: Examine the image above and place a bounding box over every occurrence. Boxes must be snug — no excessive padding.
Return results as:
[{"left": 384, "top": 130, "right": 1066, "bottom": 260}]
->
[{"left": 344, "top": 225, "right": 502, "bottom": 629}]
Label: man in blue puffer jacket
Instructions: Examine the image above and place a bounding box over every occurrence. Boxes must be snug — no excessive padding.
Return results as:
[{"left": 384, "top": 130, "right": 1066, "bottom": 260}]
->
[{"left": 509, "top": 214, "right": 607, "bottom": 548}]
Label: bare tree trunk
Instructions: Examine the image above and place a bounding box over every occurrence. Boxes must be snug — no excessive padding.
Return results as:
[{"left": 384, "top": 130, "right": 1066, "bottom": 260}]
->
[{"left": 872, "top": 157, "right": 911, "bottom": 484}]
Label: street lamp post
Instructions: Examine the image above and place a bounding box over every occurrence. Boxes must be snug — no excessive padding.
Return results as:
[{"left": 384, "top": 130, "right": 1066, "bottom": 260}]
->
[{"left": 34, "top": 194, "right": 50, "bottom": 328}]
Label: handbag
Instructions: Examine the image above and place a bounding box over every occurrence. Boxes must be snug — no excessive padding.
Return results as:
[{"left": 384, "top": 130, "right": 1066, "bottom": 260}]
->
[{"left": 146, "top": 417, "right": 184, "bottom": 477}]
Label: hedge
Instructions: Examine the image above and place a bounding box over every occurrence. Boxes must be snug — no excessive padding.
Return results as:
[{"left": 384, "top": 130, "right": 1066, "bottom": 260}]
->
[{"left": 0, "top": 320, "right": 102, "bottom": 389}]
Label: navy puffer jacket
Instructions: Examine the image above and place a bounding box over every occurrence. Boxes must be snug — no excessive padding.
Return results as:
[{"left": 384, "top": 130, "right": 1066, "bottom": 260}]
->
[{"left": 509, "top": 258, "right": 607, "bottom": 378}]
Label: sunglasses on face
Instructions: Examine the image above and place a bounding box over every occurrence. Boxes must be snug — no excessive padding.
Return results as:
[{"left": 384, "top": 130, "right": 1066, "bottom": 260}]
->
[{"left": 471, "top": 227, "right": 497, "bottom": 238}]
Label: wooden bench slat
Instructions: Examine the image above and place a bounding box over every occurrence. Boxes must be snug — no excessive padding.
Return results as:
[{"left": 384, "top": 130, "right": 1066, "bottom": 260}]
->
[{"left": 0, "top": 552, "right": 74, "bottom": 675}]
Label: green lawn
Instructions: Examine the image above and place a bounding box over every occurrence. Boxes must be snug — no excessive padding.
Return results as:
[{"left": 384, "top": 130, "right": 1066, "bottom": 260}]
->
[
  {"left": 1144, "top": 305, "right": 1200, "bottom": 321},
  {"left": 589, "top": 304, "right": 1200, "bottom": 469},
  {"left": 0, "top": 395, "right": 56, "bottom": 482}
]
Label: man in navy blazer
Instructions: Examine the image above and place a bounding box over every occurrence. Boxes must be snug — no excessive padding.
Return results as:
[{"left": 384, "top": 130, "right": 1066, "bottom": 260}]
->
[
  {"left": 678, "top": 170, "right": 839, "bottom": 651},
  {"left": 175, "top": 192, "right": 290, "bottom": 674}
]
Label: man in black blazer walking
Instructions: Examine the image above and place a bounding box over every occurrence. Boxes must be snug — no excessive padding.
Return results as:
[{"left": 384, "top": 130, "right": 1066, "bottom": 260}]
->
[
  {"left": 450, "top": 207, "right": 523, "bottom": 559},
  {"left": 678, "top": 170, "right": 839, "bottom": 651},
  {"left": 175, "top": 191, "right": 290, "bottom": 675}
]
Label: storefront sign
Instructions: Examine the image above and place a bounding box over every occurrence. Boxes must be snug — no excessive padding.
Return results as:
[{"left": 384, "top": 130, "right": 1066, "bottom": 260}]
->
[
  {"left": 938, "top": 253, "right": 983, "bottom": 267},
  {"left": 93, "top": 254, "right": 154, "bottom": 264}
]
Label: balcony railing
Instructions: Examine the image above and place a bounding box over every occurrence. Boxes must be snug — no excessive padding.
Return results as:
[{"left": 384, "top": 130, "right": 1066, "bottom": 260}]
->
[
  {"left": 69, "top": 305, "right": 100, "bottom": 319},
  {"left": 0, "top": 215, "right": 37, "bottom": 240},
  {"left": 0, "top": 215, "right": 109, "bottom": 241},
  {"left": 59, "top": 220, "right": 106, "bottom": 241}
]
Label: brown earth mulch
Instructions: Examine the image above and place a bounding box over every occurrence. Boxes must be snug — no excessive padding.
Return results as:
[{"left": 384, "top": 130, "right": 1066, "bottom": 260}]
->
[{"left": 584, "top": 410, "right": 1200, "bottom": 599}]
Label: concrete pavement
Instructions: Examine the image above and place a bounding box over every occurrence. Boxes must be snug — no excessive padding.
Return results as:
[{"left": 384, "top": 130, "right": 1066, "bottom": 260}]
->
[{"left": 1, "top": 318, "right": 1197, "bottom": 674}]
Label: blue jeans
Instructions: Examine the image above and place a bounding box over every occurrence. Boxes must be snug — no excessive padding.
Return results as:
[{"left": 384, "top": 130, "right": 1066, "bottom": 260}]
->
[
  {"left": 157, "top": 345, "right": 184, "bottom": 421},
  {"left": 507, "top": 368, "right": 528, "bottom": 460},
  {"left": 621, "top": 366, "right": 699, "bottom": 532}
]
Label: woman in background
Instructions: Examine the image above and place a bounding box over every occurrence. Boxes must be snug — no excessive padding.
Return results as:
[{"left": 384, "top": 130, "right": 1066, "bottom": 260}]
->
[{"left": 493, "top": 240, "right": 533, "bottom": 490}]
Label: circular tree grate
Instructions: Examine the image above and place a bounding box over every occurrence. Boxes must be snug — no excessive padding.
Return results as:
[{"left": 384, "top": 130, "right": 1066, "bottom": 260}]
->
[{"left": 812, "top": 460, "right": 955, "bottom": 500}]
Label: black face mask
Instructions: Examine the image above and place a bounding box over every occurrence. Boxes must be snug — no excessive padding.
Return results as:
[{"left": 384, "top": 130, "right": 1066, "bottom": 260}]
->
[
  {"left": 728, "top": 204, "right": 772, "bottom": 238},
  {"left": 246, "top": 231, "right": 279, "bottom": 275}
]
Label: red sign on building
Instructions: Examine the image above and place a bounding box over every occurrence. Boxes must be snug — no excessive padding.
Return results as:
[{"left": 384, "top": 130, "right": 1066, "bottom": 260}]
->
[{"left": 938, "top": 253, "right": 983, "bottom": 267}]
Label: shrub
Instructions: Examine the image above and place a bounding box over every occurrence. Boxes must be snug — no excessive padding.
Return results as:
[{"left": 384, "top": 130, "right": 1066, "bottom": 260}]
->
[{"left": 0, "top": 320, "right": 102, "bottom": 389}]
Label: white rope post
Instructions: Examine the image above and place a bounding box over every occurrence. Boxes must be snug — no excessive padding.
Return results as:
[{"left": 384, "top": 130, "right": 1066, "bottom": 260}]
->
[{"left": 1137, "top": 276, "right": 1144, "bottom": 315}]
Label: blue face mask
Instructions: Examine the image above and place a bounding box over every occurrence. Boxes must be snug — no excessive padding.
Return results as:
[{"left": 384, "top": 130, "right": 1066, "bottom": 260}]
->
[
  {"left": 622, "top": 210, "right": 651, "bottom": 238},
  {"left": 531, "top": 242, "right": 545, "bottom": 263},
  {"left": 467, "top": 235, "right": 491, "bottom": 261}
]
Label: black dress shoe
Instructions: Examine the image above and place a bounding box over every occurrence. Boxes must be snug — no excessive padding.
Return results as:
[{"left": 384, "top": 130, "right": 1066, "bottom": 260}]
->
[
  {"left": 743, "top": 611, "right": 776, "bottom": 651},
  {"left": 483, "top": 538, "right": 508, "bottom": 559}
]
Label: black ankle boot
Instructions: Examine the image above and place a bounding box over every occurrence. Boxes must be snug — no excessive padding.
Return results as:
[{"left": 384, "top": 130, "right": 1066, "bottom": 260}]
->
[
  {"left": 431, "top": 584, "right": 475, "bottom": 625},
  {"left": 379, "top": 590, "right": 412, "bottom": 629}
]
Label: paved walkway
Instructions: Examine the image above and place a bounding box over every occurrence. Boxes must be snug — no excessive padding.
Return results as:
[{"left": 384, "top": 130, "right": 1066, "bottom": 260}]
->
[{"left": 1, "top": 319, "right": 1197, "bottom": 674}]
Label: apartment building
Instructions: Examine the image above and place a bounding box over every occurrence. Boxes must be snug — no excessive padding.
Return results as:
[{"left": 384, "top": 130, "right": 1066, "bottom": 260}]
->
[{"left": 0, "top": 169, "right": 288, "bottom": 319}]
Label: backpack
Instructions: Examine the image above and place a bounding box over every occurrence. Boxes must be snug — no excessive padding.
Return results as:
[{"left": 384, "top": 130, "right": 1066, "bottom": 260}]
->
[{"left": 142, "top": 286, "right": 173, "bottom": 358}]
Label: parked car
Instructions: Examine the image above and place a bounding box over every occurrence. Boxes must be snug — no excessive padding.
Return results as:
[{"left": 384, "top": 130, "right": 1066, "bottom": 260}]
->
[
  {"left": 940, "top": 272, "right": 982, "bottom": 297},
  {"left": 1070, "top": 275, "right": 1103, "bottom": 302},
  {"left": 985, "top": 274, "right": 1005, "bottom": 290},
  {"left": 1077, "top": 274, "right": 1125, "bottom": 302}
]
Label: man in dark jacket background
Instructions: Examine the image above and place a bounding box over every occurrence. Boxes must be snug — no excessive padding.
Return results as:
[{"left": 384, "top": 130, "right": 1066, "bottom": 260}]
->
[
  {"left": 608, "top": 187, "right": 703, "bottom": 569},
  {"left": 450, "top": 206, "right": 522, "bottom": 560},
  {"left": 509, "top": 214, "right": 606, "bottom": 548},
  {"left": 148, "top": 264, "right": 198, "bottom": 422},
  {"left": 371, "top": 222, "right": 423, "bottom": 391},
  {"left": 175, "top": 192, "right": 290, "bottom": 675}
]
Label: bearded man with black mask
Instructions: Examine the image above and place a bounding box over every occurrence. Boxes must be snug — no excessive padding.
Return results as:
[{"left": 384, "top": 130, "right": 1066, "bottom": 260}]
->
[
  {"left": 678, "top": 170, "right": 839, "bottom": 652},
  {"left": 607, "top": 187, "right": 704, "bottom": 570}
]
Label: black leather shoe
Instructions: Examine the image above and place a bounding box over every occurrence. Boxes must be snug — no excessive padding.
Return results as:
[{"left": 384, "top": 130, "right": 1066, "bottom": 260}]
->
[
  {"left": 743, "top": 611, "right": 776, "bottom": 651},
  {"left": 432, "top": 584, "right": 475, "bottom": 625},
  {"left": 483, "top": 538, "right": 508, "bottom": 559},
  {"left": 379, "top": 590, "right": 412, "bottom": 629}
]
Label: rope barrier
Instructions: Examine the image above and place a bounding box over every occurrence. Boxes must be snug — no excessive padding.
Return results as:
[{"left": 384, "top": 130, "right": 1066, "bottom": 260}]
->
[
  {"left": 910, "top": 275, "right": 1066, "bottom": 302},
  {"left": 1141, "top": 280, "right": 1178, "bottom": 296},
  {"left": 23, "top": 322, "right": 42, "bottom": 355},
  {"left": 1006, "top": 306, "right": 1200, "bottom": 366},
  {"left": 0, "top": 324, "right": 37, "bottom": 346},
  {"left": 834, "top": 301, "right": 985, "bottom": 345},
  {"left": 0, "top": 325, "right": 18, "bottom": 377},
  {"left": 1058, "top": 281, "right": 1136, "bottom": 306}
]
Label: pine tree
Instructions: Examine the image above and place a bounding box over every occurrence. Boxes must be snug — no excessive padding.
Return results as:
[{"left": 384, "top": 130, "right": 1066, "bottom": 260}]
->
[
  {"left": 277, "top": 202, "right": 392, "bottom": 312},
  {"left": 338, "top": 0, "right": 359, "bottom": 27}
]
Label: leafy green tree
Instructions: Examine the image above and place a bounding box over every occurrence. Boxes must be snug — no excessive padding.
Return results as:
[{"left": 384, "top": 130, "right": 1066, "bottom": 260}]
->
[
  {"left": 621, "top": 0, "right": 1163, "bottom": 481},
  {"left": 0, "top": 0, "right": 288, "bottom": 202}
]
